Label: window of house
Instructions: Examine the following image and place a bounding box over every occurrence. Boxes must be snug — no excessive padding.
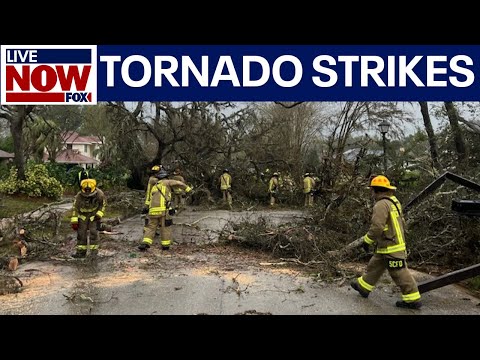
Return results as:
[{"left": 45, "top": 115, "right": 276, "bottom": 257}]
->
[
  {"left": 84, "top": 145, "right": 88, "bottom": 153},
  {"left": 67, "top": 144, "right": 72, "bottom": 150}
]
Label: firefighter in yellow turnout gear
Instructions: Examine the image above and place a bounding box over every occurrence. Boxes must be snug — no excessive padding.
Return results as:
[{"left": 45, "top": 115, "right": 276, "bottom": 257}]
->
[
  {"left": 219, "top": 168, "right": 232, "bottom": 209},
  {"left": 70, "top": 179, "right": 107, "bottom": 258},
  {"left": 303, "top": 173, "right": 315, "bottom": 207},
  {"left": 138, "top": 169, "right": 192, "bottom": 251},
  {"left": 350, "top": 175, "right": 422, "bottom": 309},
  {"left": 268, "top": 173, "right": 279, "bottom": 206},
  {"left": 142, "top": 165, "right": 162, "bottom": 213}
]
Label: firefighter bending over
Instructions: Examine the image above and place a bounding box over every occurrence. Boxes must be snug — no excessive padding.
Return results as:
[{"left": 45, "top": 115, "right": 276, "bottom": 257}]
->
[
  {"left": 71, "top": 178, "right": 107, "bottom": 258},
  {"left": 138, "top": 169, "right": 192, "bottom": 251},
  {"left": 171, "top": 167, "right": 186, "bottom": 211}
]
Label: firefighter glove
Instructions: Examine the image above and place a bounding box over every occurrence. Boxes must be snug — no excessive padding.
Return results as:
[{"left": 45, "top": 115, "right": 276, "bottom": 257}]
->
[
  {"left": 142, "top": 207, "right": 149, "bottom": 215},
  {"left": 169, "top": 208, "right": 177, "bottom": 216},
  {"left": 71, "top": 223, "right": 79, "bottom": 231}
]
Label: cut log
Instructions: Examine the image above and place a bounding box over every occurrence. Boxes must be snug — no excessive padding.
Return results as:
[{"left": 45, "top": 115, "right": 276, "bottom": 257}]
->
[{"left": 8, "top": 257, "right": 18, "bottom": 271}]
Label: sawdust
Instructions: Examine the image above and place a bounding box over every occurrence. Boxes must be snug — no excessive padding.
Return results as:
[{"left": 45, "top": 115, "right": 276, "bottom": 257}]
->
[
  {"left": 223, "top": 272, "right": 256, "bottom": 286},
  {"left": 268, "top": 268, "right": 302, "bottom": 276}
]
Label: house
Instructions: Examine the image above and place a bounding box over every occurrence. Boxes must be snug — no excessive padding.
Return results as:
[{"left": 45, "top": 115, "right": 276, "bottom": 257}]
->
[
  {"left": 0, "top": 149, "right": 14, "bottom": 165},
  {"left": 44, "top": 131, "right": 102, "bottom": 169}
]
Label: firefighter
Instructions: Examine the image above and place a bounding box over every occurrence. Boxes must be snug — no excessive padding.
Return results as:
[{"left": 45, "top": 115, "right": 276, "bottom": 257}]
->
[
  {"left": 303, "top": 172, "right": 315, "bottom": 207},
  {"left": 219, "top": 168, "right": 232, "bottom": 209},
  {"left": 171, "top": 167, "right": 186, "bottom": 211},
  {"left": 77, "top": 169, "right": 90, "bottom": 188},
  {"left": 138, "top": 169, "right": 192, "bottom": 251},
  {"left": 268, "top": 172, "right": 279, "bottom": 206},
  {"left": 70, "top": 178, "right": 107, "bottom": 258},
  {"left": 350, "top": 175, "right": 422, "bottom": 309},
  {"left": 142, "top": 165, "right": 162, "bottom": 214}
]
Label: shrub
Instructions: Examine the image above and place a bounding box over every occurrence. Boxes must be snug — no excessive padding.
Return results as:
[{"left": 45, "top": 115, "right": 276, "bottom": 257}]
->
[{"left": 0, "top": 163, "right": 63, "bottom": 199}]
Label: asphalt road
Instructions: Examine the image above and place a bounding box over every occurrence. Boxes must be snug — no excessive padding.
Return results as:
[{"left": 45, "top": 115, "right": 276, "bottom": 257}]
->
[{"left": 1, "top": 209, "right": 479, "bottom": 315}]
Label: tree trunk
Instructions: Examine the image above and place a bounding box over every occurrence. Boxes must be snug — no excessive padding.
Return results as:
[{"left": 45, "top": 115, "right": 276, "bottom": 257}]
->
[
  {"left": 9, "top": 107, "right": 27, "bottom": 180},
  {"left": 444, "top": 102, "right": 467, "bottom": 162},
  {"left": 419, "top": 102, "right": 441, "bottom": 171}
]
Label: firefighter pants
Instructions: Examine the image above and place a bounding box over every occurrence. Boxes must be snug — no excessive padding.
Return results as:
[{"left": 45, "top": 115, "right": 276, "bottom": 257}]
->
[
  {"left": 304, "top": 192, "right": 314, "bottom": 207},
  {"left": 76, "top": 218, "right": 99, "bottom": 253},
  {"left": 142, "top": 215, "right": 172, "bottom": 248},
  {"left": 222, "top": 190, "right": 232, "bottom": 206},
  {"left": 358, "top": 253, "right": 421, "bottom": 303},
  {"left": 270, "top": 192, "right": 277, "bottom": 206},
  {"left": 173, "top": 193, "right": 185, "bottom": 209}
]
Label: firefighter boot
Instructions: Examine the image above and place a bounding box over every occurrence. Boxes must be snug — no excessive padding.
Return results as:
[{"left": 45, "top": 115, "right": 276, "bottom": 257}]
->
[
  {"left": 396, "top": 300, "right": 422, "bottom": 309},
  {"left": 350, "top": 280, "right": 370, "bottom": 298},
  {"left": 138, "top": 243, "right": 150, "bottom": 251}
]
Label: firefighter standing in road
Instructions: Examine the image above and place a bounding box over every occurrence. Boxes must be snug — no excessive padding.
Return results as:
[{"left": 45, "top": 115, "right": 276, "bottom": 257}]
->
[
  {"left": 171, "top": 167, "right": 186, "bottom": 211},
  {"left": 138, "top": 169, "right": 192, "bottom": 251},
  {"left": 268, "top": 172, "right": 279, "bottom": 206},
  {"left": 219, "top": 168, "right": 232, "bottom": 209},
  {"left": 303, "top": 173, "right": 315, "bottom": 207},
  {"left": 70, "top": 178, "right": 107, "bottom": 258},
  {"left": 142, "top": 165, "right": 162, "bottom": 214},
  {"left": 350, "top": 175, "right": 422, "bottom": 309}
]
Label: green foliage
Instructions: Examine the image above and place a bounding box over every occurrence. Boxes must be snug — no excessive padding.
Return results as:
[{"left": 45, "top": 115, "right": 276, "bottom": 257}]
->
[
  {"left": 43, "top": 162, "right": 131, "bottom": 191},
  {"left": 398, "top": 169, "right": 421, "bottom": 188},
  {"left": 466, "top": 276, "right": 480, "bottom": 291},
  {"left": 0, "top": 163, "right": 63, "bottom": 199},
  {"left": 94, "top": 164, "right": 131, "bottom": 189},
  {"left": 0, "top": 162, "right": 11, "bottom": 180},
  {"left": 45, "top": 162, "right": 79, "bottom": 186},
  {"left": 0, "top": 135, "right": 14, "bottom": 153}
]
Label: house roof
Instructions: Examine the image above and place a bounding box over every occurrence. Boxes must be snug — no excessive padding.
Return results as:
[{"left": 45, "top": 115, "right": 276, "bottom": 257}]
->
[
  {"left": 63, "top": 131, "right": 101, "bottom": 145},
  {"left": 44, "top": 149, "right": 100, "bottom": 165},
  {"left": 0, "top": 149, "right": 14, "bottom": 158}
]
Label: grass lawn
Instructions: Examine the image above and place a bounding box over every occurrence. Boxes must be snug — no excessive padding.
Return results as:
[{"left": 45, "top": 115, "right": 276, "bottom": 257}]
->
[{"left": 0, "top": 195, "right": 58, "bottom": 218}]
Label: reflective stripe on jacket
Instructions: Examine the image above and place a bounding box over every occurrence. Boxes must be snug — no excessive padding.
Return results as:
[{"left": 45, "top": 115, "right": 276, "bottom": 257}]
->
[
  {"left": 148, "top": 179, "right": 191, "bottom": 216},
  {"left": 220, "top": 174, "right": 231, "bottom": 190},
  {"left": 145, "top": 176, "right": 159, "bottom": 206},
  {"left": 364, "top": 195, "right": 406, "bottom": 258},
  {"left": 303, "top": 176, "right": 315, "bottom": 193},
  {"left": 71, "top": 188, "right": 107, "bottom": 223},
  {"left": 269, "top": 177, "right": 278, "bottom": 192}
]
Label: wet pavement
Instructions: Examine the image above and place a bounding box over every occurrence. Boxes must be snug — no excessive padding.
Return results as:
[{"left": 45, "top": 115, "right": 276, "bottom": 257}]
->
[{"left": 1, "top": 207, "right": 480, "bottom": 315}]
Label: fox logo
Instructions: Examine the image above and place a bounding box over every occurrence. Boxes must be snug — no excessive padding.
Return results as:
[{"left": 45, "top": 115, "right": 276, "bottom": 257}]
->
[{"left": 1, "top": 45, "right": 97, "bottom": 105}]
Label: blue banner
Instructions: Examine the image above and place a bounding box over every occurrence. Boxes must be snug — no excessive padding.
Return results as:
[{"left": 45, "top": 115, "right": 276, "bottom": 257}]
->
[
  {"left": 3, "top": 44, "right": 480, "bottom": 104},
  {"left": 97, "top": 45, "right": 480, "bottom": 101}
]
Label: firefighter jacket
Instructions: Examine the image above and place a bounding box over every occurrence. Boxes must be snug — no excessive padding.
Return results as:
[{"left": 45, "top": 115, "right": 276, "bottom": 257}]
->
[
  {"left": 363, "top": 194, "right": 407, "bottom": 259},
  {"left": 171, "top": 175, "right": 186, "bottom": 194},
  {"left": 144, "top": 175, "right": 160, "bottom": 206},
  {"left": 269, "top": 177, "right": 279, "bottom": 193},
  {"left": 71, "top": 188, "right": 107, "bottom": 223},
  {"left": 148, "top": 179, "right": 192, "bottom": 216},
  {"left": 303, "top": 176, "right": 315, "bottom": 193},
  {"left": 220, "top": 173, "right": 232, "bottom": 191}
]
